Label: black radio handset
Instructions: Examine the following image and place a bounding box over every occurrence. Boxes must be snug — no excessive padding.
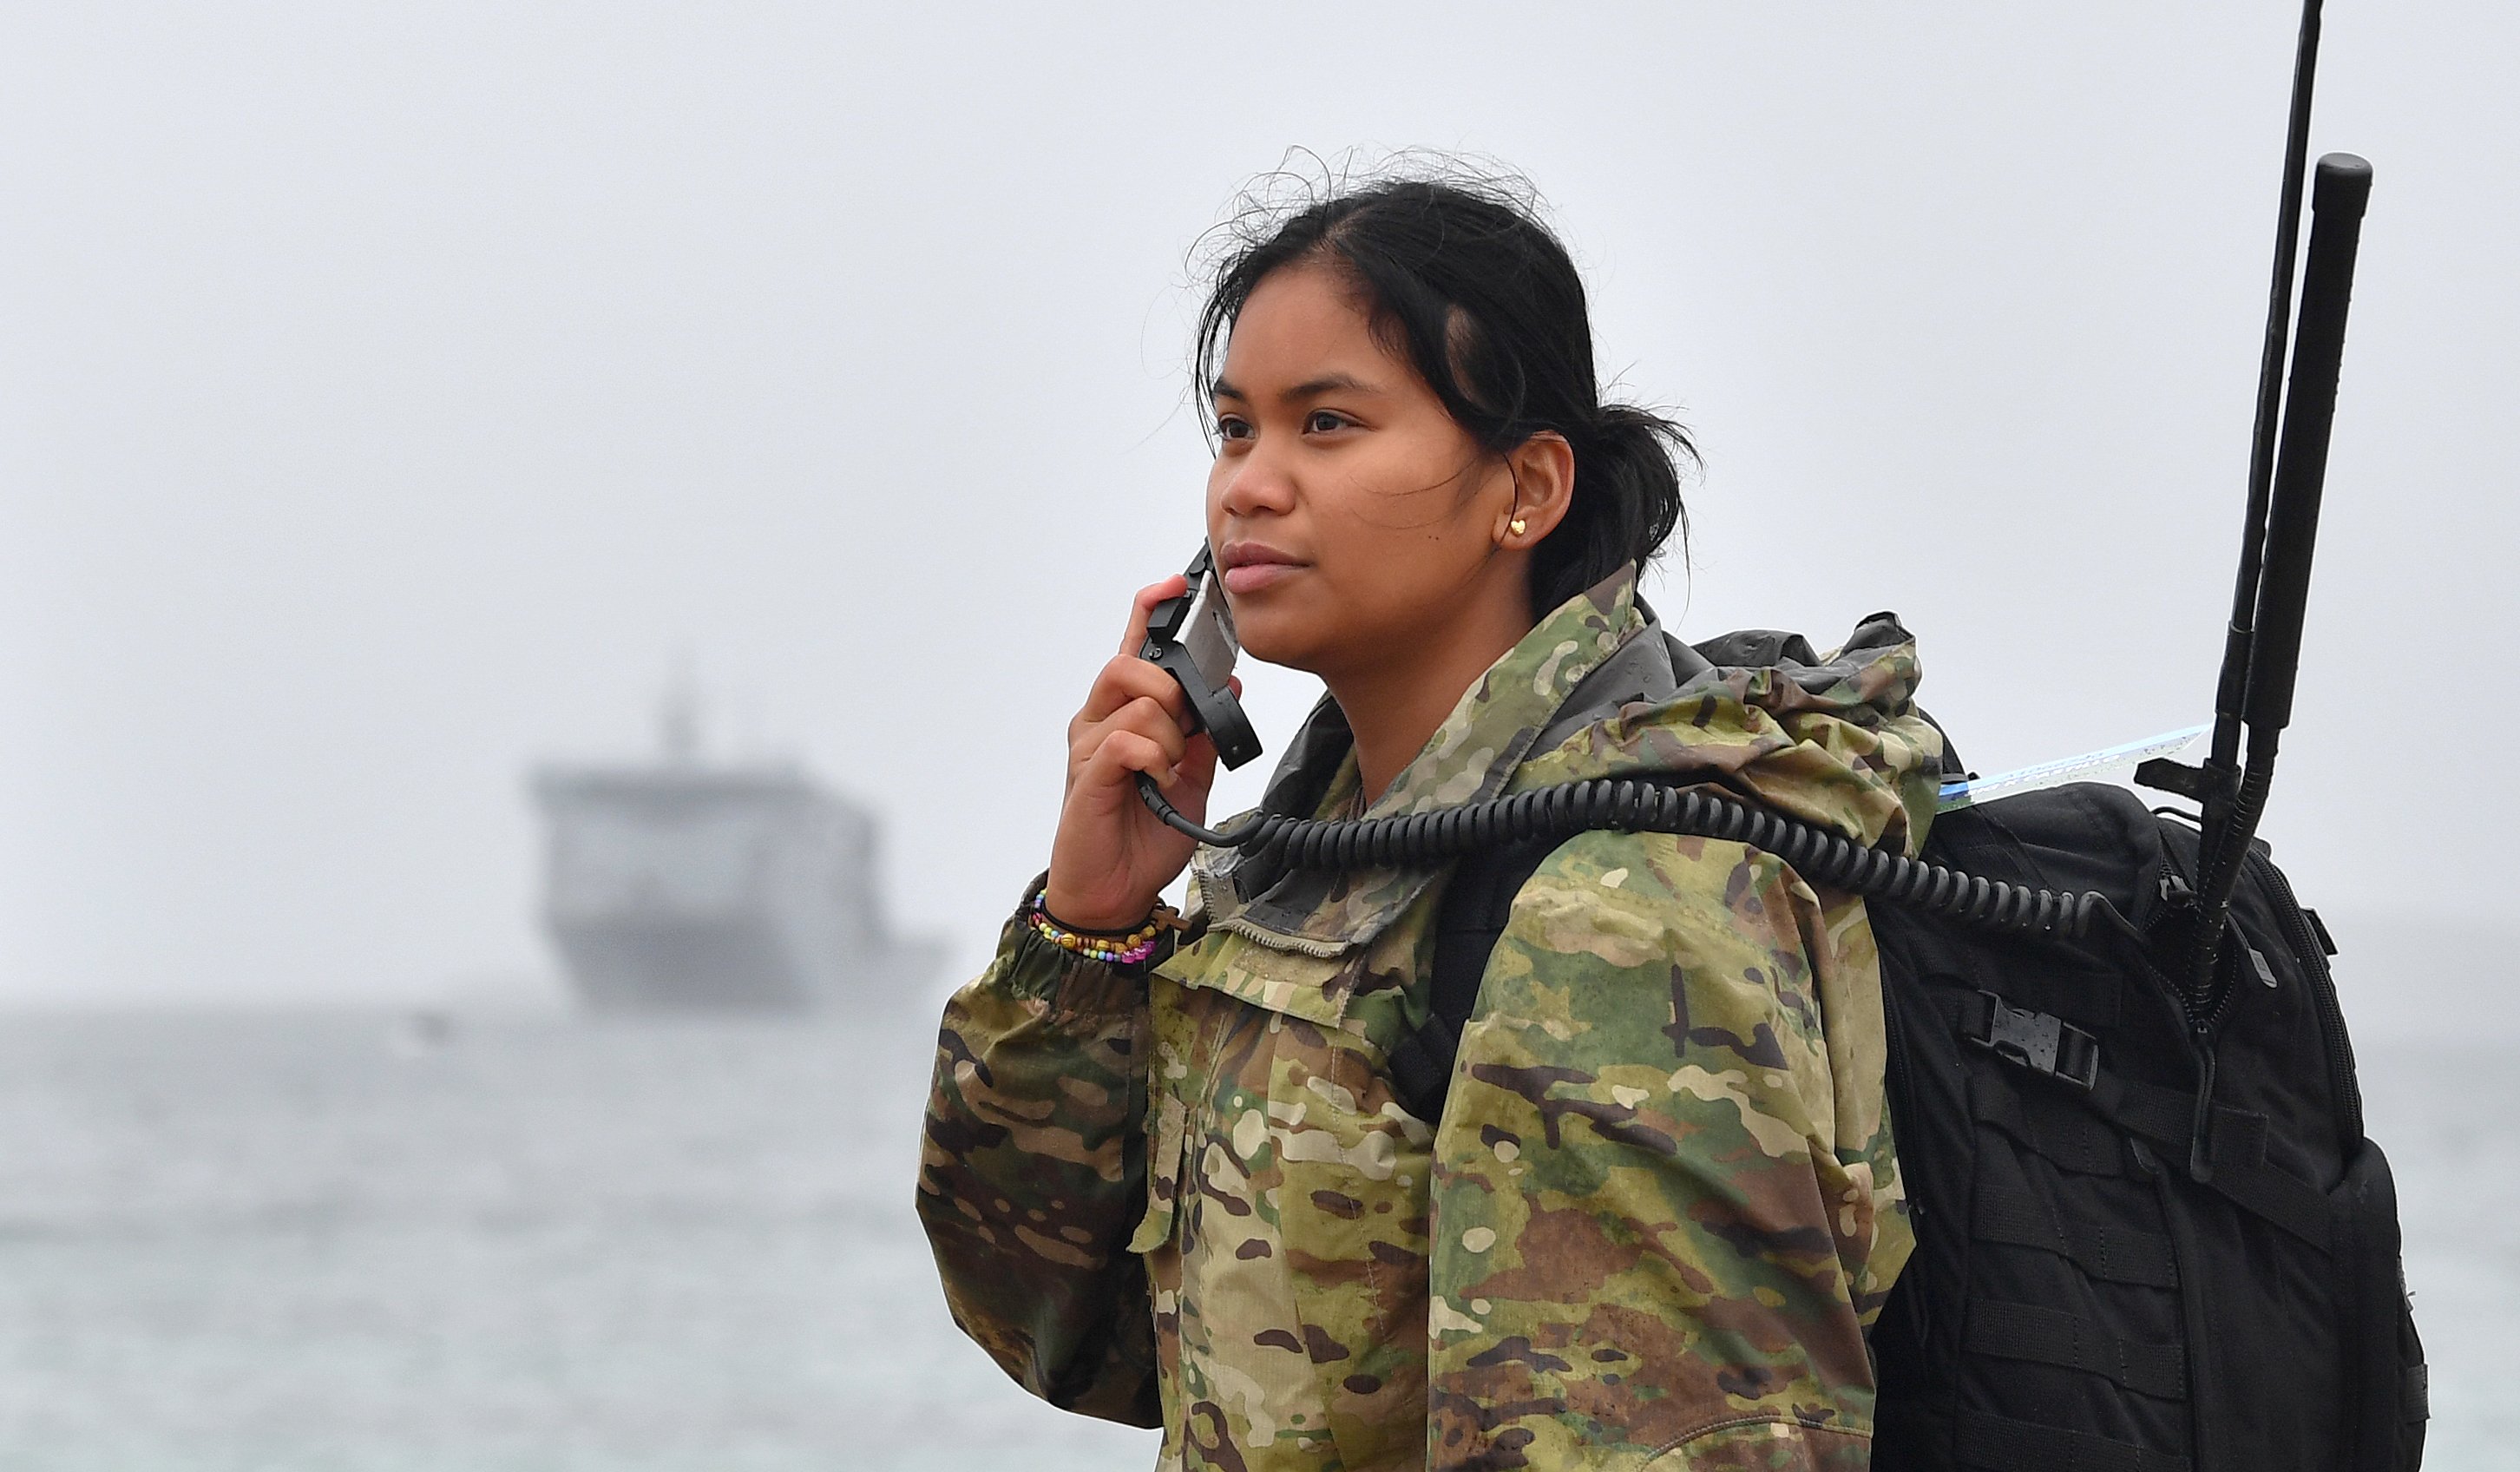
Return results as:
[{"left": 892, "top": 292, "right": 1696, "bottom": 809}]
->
[{"left": 1140, "top": 545, "right": 1263, "bottom": 771}]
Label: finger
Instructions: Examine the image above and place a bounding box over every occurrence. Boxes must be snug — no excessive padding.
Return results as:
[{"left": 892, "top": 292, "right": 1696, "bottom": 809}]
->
[
  {"left": 1118, "top": 575, "right": 1190, "bottom": 659},
  {"left": 1098, "top": 696, "right": 1191, "bottom": 768},
  {"left": 1070, "top": 696, "right": 1191, "bottom": 788},
  {"left": 1082, "top": 728, "right": 1181, "bottom": 793},
  {"left": 1080, "top": 652, "right": 1194, "bottom": 726}
]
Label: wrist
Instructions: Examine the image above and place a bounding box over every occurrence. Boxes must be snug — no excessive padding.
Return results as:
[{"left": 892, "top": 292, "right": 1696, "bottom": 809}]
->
[{"left": 1041, "top": 880, "right": 1163, "bottom": 935}]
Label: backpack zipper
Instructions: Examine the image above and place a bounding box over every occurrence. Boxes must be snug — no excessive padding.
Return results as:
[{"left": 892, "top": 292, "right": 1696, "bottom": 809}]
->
[
  {"left": 2149, "top": 821, "right": 2241, "bottom": 1181},
  {"left": 2182, "top": 910, "right": 2260, "bottom": 1181},
  {"left": 2239, "top": 846, "right": 2366, "bottom": 1147},
  {"left": 2169, "top": 845, "right": 2362, "bottom": 1179},
  {"left": 2128, "top": 1137, "right": 2212, "bottom": 1469}
]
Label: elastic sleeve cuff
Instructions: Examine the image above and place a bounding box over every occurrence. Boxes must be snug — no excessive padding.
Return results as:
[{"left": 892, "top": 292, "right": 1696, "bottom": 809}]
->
[{"left": 992, "top": 874, "right": 1167, "bottom": 1015}]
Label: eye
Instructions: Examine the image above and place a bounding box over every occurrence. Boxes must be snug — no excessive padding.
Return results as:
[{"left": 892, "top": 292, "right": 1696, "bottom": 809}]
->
[
  {"left": 1216, "top": 415, "right": 1255, "bottom": 442},
  {"left": 1304, "top": 410, "right": 1354, "bottom": 434}
]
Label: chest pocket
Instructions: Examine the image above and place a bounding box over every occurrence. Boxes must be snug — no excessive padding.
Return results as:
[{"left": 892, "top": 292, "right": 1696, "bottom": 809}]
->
[{"left": 1153, "top": 922, "right": 1360, "bottom": 1029}]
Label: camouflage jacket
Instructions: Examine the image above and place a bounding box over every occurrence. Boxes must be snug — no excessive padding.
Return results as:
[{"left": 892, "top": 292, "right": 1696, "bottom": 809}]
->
[{"left": 919, "top": 568, "right": 1945, "bottom": 1470}]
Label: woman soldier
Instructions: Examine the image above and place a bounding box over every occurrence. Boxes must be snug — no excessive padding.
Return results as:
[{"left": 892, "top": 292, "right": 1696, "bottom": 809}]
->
[{"left": 917, "top": 174, "right": 1942, "bottom": 1470}]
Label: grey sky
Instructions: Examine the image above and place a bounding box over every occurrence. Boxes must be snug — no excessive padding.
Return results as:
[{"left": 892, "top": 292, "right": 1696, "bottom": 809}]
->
[{"left": 2, "top": 3, "right": 2510, "bottom": 1028}]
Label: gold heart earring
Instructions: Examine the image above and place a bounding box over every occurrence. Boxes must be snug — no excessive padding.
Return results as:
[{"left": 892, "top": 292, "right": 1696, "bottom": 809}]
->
[{"left": 1507, "top": 516, "right": 1529, "bottom": 537}]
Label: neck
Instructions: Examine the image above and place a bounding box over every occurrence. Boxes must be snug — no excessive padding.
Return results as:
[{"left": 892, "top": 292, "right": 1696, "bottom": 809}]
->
[{"left": 1326, "top": 588, "right": 1536, "bottom": 807}]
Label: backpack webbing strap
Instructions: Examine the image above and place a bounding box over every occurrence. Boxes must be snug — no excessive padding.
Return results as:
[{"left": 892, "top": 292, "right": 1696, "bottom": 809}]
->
[
  {"left": 1967, "top": 1074, "right": 2124, "bottom": 1177},
  {"left": 1382, "top": 1015, "right": 1457, "bottom": 1127},
  {"left": 1388, "top": 836, "right": 1559, "bottom": 1126},
  {"left": 1964, "top": 1300, "right": 2188, "bottom": 1400},
  {"left": 1946, "top": 997, "right": 2333, "bottom": 1252},
  {"left": 1957, "top": 1410, "right": 2192, "bottom": 1472},
  {"left": 1972, "top": 1185, "right": 2178, "bottom": 1289},
  {"left": 2090, "top": 1074, "right": 2334, "bottom": 1252}
]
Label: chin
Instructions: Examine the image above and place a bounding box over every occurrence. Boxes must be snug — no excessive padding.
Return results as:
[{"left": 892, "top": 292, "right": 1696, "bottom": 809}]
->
[{"left": 1224, "top": 606, "right": 1332, "bottom": 676}]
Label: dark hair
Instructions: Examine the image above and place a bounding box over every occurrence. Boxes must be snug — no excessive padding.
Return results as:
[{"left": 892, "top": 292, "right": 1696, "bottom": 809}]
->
[{"left": 1195, "top": 170, "right": 1693, "bottom": 616}]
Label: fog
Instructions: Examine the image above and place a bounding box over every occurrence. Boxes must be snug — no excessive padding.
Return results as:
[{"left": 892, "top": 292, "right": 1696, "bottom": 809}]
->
[{"left": 3, "top": 3, "right": 2511, "bottom": 1035}]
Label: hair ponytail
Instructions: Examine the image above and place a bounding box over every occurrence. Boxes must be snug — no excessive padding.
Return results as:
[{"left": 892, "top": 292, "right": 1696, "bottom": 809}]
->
[
  {"left": 1539, "top": 403, "right": 1694, "bottom": 617},
  {"left": 1197, "top": 168, "right": 1695, "bottom": 619}
]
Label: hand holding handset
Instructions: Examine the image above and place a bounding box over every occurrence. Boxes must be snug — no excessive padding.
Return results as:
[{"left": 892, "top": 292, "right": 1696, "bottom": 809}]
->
[
  {"left": 1041, "top": 546, "right": 1261, "bottom": 933},
  {"left": 1139, "top": 545, "right": 1263, "bottom": 771}
]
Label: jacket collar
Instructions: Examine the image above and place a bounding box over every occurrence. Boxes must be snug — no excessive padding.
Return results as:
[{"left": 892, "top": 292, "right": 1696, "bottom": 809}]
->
[
  {"left": 1195, "top": 568, "right": 1649, "bottom": 956},
  {"left": 1187, "top": 568, "right": 1942, "bottom": 961}
]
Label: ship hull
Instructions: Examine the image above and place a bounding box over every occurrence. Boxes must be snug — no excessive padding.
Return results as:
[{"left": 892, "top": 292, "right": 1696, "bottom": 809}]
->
[
  {"left": 546, "top": 915, "right": 817, "bottom": 1012},
  {"left": 531, "top": 761, "right": 932, "bottom": 1015}
]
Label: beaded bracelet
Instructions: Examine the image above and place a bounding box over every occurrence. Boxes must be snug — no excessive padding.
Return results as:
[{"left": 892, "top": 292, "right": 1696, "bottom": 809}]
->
[{"left": 1026, "top": 889, "right": 1183, "bottom": 968}]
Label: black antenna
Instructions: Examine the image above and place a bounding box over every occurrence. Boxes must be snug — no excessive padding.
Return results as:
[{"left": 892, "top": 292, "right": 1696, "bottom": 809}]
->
[
  {"left": 2199, "top": 0, "right": 2326, "bottom": 828},
  {"left": 2136, "top": 0, "right": 2373, "bottom": 995},
  {"left": 2186, "top": 152, "right": 2372, "bottom": 984}
]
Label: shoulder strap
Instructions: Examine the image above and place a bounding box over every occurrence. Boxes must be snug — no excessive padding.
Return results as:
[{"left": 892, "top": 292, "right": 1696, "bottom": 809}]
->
[
  {"left": 1387, "top": 619, "right": 1691, "bottom": 1123},
  {"left": 1386, "top": 835, "right": 1558, "bottom": 1125}
]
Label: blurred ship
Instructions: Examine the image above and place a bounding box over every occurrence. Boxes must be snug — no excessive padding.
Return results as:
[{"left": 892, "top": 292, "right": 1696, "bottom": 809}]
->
[{"left": 530, "top": 683, "right": 939, "bottom": 1013}]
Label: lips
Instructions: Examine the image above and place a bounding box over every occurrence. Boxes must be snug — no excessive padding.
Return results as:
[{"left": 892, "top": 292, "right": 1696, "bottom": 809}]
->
[{"left": 1217, "top": 542, "right": 1306, "bottom": 595}]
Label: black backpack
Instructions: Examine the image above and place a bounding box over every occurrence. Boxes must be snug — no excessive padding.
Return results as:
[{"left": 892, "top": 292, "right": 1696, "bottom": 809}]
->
[{"left": 1399, "top": 780, "right": 2427, "bottom": 1471}]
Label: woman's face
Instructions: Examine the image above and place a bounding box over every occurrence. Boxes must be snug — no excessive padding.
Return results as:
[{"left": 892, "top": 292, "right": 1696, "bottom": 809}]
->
[{"left": 1205, "top": 263, "right": 1518, "bottom": 680}]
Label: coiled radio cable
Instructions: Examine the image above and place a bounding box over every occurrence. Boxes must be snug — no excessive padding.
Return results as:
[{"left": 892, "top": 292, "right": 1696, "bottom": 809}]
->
[{"left": 1137, "top": 773, "right": 2123, "bottom": 942}]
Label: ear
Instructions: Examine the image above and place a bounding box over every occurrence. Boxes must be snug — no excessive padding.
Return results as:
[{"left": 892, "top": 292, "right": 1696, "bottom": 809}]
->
[{"left": 1495, "top": 430, "right": 1575, "bottom": 547}]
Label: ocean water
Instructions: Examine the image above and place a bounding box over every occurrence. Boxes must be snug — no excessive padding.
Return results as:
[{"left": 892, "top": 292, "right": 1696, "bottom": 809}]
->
[{"left": 0, "top": 1009, "right": 2506, "bottom": 1470}]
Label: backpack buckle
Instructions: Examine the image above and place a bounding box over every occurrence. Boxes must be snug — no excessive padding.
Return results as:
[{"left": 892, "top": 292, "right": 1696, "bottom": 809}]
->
[{"left": 1968, "top": 992, "right": 2100, "bottom": 1090}]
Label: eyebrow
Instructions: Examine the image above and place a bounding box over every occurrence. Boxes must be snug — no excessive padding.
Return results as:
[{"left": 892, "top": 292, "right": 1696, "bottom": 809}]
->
[{"left": 1210, "top": 372, "right": 1384, "bottom": 404}]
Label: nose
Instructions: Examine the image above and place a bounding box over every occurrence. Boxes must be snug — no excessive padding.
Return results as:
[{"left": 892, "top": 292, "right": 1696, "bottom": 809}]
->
[{"left": 1214, "top": 438, "right": 1298, "bottom": 521}]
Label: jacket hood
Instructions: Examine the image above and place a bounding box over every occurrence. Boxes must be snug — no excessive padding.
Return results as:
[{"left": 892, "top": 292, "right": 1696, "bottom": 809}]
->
[{"left": 1191, "top": 564, "right": 1946, "bottom": 956}]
